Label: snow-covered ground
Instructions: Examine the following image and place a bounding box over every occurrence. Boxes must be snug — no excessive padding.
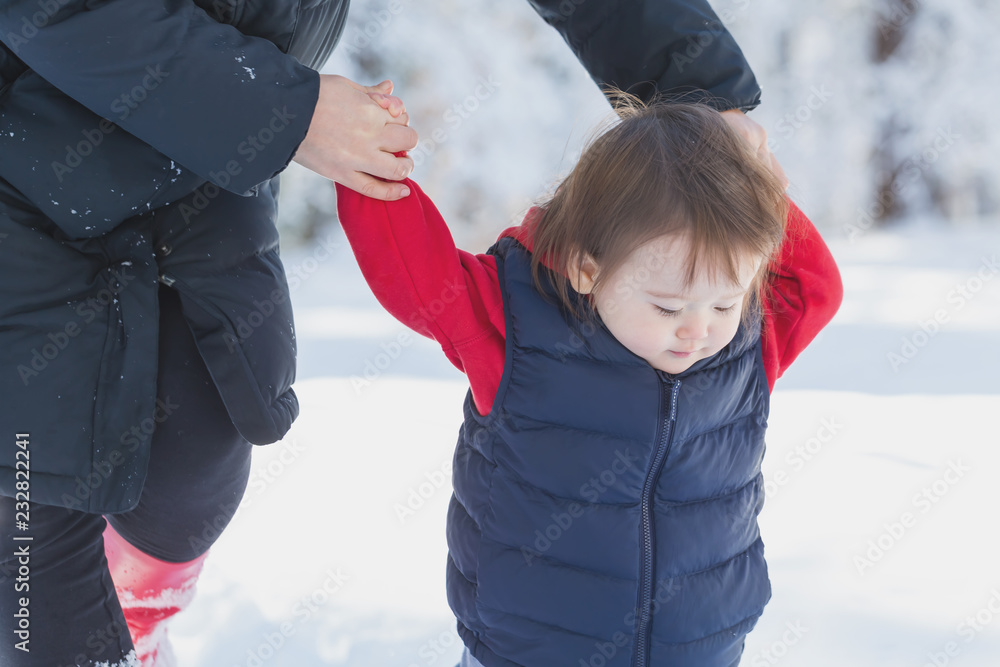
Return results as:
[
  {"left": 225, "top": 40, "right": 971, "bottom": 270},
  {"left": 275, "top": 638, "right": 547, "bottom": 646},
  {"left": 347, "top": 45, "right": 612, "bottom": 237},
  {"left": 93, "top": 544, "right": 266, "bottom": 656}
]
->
[{"left": 170, "top": 217, "right": 1000, "bottom": 667}]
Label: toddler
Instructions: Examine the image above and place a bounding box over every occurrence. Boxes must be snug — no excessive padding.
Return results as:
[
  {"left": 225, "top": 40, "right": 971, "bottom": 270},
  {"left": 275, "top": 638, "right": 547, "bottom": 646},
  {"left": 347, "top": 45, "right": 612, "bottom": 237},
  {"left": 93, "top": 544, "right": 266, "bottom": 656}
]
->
[{"left": 336, "top": 100, "right": 842, "bottom": 666}]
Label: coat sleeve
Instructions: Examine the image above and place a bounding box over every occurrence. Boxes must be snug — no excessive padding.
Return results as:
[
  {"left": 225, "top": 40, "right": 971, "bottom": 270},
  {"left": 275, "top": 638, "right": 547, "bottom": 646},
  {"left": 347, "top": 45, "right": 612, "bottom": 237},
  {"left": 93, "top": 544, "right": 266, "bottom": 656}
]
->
[
  {"left": 526, "top": 0, "right": 761, "bottom": 111},
  {"left": 335, "top": 180, "right": 508, "bottom": 415},
  {"left": 761, "top": 200, "right": 843, "bottom": 391},
  {"left": 0, "top": 0, "right": 319, "bottom": 194}
]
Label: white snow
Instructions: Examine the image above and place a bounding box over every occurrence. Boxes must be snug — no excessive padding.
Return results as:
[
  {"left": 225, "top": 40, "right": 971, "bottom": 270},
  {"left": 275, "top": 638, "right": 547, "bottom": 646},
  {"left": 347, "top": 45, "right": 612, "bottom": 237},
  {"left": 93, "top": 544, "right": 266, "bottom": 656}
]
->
[
  {"left": 92, "top": 650, "right": 141, "bottom": 667},
  {"left": 169, "top": 221, "right": 1000, "bottom": 666}
]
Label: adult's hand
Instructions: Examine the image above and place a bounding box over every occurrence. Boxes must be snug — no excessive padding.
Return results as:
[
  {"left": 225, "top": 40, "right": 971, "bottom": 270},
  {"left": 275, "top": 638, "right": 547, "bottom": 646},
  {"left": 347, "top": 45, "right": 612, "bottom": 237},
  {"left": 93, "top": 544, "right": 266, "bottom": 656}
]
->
[
  {"left": 720, "top": 109, "right": 789, "bottom": 190},
  {"left": 292, "top": 76, "right": 418, "bottom": 200}
]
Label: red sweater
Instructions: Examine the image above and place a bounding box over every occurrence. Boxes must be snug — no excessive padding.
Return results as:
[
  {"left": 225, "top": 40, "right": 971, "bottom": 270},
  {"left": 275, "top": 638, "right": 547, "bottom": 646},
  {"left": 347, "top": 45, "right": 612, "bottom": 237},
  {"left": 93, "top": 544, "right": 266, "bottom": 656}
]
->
[{"left": 335, "top": 180, "right": 843, "bottom": 414}]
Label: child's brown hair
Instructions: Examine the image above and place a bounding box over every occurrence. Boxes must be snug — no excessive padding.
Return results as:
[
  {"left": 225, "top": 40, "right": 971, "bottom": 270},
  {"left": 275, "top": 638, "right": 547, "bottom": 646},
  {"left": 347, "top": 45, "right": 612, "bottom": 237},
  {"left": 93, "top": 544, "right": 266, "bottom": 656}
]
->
[{"left": 530, "top": 95, "right": 789, "bottom": 326}]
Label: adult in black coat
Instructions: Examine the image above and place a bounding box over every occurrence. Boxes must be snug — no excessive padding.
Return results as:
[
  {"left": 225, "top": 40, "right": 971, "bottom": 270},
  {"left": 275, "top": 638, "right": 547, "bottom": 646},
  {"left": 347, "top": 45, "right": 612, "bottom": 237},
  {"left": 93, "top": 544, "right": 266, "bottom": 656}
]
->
[{"left": 0, "top": 0, "right": 776, "bottom": 664}]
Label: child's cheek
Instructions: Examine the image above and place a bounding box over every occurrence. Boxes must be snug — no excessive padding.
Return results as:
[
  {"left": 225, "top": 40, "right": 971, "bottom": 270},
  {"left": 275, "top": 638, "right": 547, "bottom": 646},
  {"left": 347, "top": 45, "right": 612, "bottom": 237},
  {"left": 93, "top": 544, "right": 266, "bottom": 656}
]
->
[{"left": 720, "top": 320, "right": 742, "bottom": 348}]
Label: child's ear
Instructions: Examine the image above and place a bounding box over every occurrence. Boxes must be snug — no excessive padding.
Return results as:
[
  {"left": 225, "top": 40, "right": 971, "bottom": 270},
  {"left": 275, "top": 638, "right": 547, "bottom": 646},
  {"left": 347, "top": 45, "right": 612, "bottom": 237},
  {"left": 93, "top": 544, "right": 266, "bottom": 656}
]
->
[{"left": 568, "top": 252, "right": 599, "bottom": 294}]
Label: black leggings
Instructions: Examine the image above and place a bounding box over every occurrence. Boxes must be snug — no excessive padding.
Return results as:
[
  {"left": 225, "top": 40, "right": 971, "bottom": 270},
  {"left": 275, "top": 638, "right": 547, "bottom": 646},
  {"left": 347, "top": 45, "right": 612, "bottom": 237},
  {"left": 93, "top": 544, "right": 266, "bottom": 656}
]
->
[{"left": 0, "top": 284, "right": 253, "bottom": 666}]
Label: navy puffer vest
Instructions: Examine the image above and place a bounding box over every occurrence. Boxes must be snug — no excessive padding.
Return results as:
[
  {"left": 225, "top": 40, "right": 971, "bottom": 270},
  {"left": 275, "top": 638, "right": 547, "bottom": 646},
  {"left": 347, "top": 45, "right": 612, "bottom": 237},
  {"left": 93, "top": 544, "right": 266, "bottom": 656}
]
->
[{"left": 447, "top": 238, "right": 772, "bottom": 667}]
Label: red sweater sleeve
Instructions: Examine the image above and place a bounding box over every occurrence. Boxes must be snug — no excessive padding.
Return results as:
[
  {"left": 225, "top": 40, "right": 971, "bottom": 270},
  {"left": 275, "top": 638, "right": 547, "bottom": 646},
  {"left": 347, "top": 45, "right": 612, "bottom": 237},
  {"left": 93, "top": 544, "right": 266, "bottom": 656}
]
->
[
  {"left": 335, "top": 179, "right": 507, "bottom": 415},
  {"left": 760, "top": 200, "right": 843, "bottom": 391}
]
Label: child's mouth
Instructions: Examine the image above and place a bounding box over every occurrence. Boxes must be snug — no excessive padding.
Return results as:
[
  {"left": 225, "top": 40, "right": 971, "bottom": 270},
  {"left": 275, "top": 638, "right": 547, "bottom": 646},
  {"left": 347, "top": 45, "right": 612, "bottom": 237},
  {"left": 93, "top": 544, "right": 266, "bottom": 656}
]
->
[{"left": 669, "top": 349, "right": 699, "bottom": 358}]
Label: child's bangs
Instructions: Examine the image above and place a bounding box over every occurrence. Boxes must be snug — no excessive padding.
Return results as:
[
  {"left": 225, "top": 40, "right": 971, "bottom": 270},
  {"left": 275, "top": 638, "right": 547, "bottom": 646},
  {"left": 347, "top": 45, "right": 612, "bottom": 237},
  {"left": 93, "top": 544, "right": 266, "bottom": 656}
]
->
[
  {"left": 530, "top": 98, "right": 789, "bottom": 321},
  {"left": 677, "top": 206, "right": 776, "bottom": 292}
]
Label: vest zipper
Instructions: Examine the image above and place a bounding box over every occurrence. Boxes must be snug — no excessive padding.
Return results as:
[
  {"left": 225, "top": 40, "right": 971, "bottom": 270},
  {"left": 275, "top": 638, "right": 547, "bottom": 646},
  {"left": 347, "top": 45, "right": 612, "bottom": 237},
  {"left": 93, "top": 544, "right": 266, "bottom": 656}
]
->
[{"left": 633, "top": 377, "right": 681, "bottom": 667}]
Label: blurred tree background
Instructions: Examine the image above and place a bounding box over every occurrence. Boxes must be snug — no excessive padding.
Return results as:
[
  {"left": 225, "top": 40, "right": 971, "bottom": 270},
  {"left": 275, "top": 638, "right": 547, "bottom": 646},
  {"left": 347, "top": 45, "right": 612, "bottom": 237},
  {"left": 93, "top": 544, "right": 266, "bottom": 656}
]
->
[{"left": 276, "top": 0, "right": 999, "bottom": 249}]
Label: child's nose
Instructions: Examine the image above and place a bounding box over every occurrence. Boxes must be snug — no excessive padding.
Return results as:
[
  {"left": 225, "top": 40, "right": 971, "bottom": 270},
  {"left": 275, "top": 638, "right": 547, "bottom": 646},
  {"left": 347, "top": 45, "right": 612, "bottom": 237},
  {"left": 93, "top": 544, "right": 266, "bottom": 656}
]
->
[{"left": 676, "top": 315, "right": 709, "bottom": 340}]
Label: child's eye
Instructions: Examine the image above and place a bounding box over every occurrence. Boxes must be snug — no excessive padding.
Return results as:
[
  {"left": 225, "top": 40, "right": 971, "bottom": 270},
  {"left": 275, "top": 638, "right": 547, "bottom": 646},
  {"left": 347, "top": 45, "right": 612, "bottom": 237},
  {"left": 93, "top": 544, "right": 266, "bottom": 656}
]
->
[
  {"left": 715, "top": 305, "right": 737, "bottom": 314},
  {"left": 655, "top": 306, "right": 680, "bottom": 317}
]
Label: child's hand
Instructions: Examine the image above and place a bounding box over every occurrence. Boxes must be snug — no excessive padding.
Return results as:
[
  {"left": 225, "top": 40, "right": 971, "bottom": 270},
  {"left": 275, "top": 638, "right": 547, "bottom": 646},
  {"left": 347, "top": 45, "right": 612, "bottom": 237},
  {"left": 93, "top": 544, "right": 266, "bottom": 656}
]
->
[
  {"left": 367, "top": 87, "right": 409, "bottom": 125},
  {"left": 720, "top": 109, "right": 789, "bottom": 191}
]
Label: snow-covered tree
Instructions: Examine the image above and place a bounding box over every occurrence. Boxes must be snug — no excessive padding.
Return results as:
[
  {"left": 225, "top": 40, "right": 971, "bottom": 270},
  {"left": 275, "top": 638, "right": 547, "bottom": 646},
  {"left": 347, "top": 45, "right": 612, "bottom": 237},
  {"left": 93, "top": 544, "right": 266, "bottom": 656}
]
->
[{"left": 277, "top": 0, "right": 999, "bottom": 247}]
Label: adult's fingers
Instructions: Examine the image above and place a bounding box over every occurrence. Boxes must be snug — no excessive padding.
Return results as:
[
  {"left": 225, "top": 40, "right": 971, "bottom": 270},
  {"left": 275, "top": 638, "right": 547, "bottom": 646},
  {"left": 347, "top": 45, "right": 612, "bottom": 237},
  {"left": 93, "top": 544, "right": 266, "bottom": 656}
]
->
[
  {"left": 769, "top": 153, "right": 789, "bottom": 190},
  {"left": 342, "top": 171, "right": 411, "bottom": 201},
  {"left": 379, "top": 122, "right": 419, "bottom": 153},
  {"left": 387, "top": 111, "right": 410, "bottom": 127},
  {"left": 363, "top": 148, "right": 415, "bottom": 182},
  {"left": 720, "top": 109, "right": 788, "bottom": 190},
  {"left": 369, "top": 92, "right": 408, "bottom": 119},
  {"left": 363, "top": 79, "right": 394, "bottom": 96},
  {"left": 756, "top": 143, "right": 788, "bottom": 191}
]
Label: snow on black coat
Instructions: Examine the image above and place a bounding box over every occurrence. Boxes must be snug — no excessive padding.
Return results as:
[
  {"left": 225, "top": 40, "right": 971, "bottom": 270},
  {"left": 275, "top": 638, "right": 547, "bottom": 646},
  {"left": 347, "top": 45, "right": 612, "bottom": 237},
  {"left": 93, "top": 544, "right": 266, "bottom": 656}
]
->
[
  {"left": 0, "top": 0, "right": 761, "bottom": 514},
  {"left": 0, "top": 0, "right": 344, "bottom": 513}
]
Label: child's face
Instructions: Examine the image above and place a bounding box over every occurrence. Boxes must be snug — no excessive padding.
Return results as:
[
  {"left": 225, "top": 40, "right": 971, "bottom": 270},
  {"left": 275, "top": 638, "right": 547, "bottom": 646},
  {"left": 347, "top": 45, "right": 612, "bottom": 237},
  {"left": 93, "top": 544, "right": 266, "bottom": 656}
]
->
[{"left": 580, "top": 233, "right": 762, "bottom": 374}]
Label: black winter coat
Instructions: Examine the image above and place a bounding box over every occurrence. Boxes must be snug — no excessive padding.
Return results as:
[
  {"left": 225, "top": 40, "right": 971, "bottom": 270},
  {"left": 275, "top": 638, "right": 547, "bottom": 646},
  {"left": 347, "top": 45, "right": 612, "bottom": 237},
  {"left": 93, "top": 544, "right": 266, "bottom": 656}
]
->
[{"left": 0, "top": 0, "right": 761, "bottom": 514}]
